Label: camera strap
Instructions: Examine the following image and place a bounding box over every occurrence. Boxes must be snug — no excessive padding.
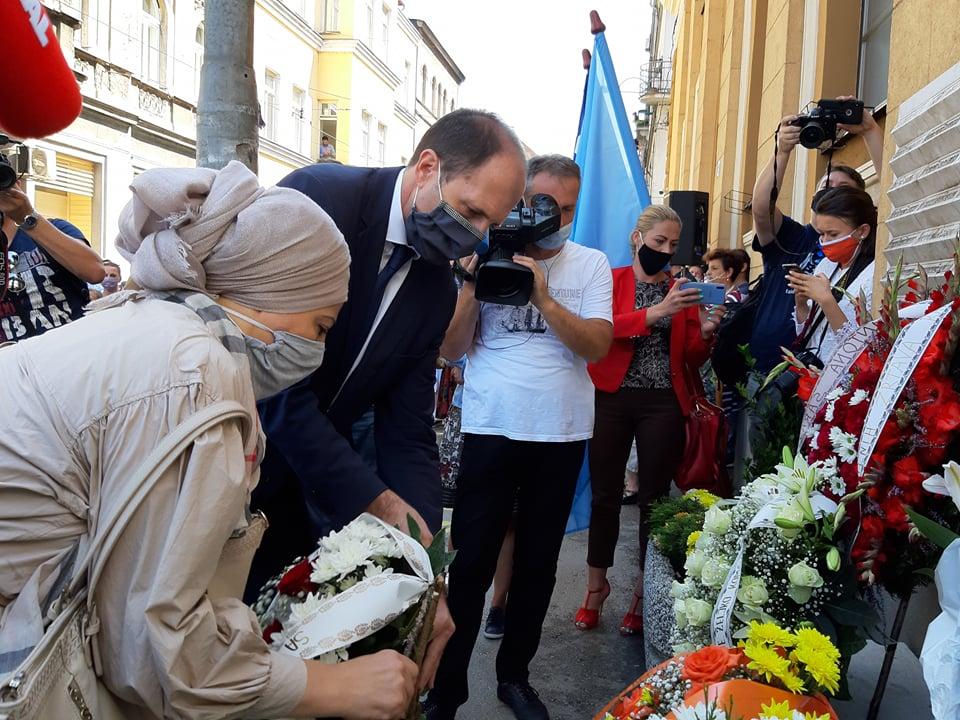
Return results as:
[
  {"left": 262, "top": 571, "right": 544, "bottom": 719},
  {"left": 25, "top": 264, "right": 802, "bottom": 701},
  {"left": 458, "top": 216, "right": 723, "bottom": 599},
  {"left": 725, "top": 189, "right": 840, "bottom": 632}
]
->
[{"left": 769, "top": 125, "right": 807, "bottom": 259}]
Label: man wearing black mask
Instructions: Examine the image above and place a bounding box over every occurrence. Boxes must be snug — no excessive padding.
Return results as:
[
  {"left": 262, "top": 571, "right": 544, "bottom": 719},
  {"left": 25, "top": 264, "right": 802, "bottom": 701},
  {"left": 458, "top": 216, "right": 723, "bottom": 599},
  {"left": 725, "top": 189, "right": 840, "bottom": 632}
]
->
[{"left": 248, "top": 109, "right": 527, "bottom": 688}]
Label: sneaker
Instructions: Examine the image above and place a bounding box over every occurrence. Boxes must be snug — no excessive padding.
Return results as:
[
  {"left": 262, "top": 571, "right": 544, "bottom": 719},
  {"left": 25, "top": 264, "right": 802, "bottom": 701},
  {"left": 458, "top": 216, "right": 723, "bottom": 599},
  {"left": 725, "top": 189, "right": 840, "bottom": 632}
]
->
[
  {"left": 497, "top": 681, "right": 550, "bottom": 720},
  {"left": 483, "top": 606, "right": 506, "bottom": 639}
]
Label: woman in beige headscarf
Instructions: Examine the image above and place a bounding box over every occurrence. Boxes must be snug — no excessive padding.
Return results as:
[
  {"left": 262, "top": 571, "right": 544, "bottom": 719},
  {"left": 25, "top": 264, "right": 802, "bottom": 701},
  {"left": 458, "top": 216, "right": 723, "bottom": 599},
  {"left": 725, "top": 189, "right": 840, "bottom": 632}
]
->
[{"left": 0, "top": 162, "right": 417, "bottom": 719}]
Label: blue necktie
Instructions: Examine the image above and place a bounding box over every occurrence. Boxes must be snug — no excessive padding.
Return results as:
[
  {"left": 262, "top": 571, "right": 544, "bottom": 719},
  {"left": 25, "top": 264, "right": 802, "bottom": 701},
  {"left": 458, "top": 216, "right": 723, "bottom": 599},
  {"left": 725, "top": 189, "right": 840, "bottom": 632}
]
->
[{"left": 360, "top": 243, "right": 414, "bottom": 341}]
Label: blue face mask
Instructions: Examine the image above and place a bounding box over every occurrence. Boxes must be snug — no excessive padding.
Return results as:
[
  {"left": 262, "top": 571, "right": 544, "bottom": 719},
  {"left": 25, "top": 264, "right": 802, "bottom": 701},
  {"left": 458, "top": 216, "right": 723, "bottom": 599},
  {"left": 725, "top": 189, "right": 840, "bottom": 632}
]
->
[
  {"left": 534, "top": 222, "right": 572, "bottom": 250},
  {"left": 222, "top": 306, "right": 326, "bottom": 401},
  {"left": 404, "top": 170, "right": 487, "bottom": 265}
]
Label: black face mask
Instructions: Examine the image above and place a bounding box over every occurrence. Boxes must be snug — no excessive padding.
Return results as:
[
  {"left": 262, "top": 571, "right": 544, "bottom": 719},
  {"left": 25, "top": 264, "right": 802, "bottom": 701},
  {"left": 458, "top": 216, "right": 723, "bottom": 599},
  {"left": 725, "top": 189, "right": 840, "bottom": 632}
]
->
[
  {"left": 404, "top": 172, "right": 487, "bottom": 265},
  {"left": 637, "top": 242, "right": 673, "bottom": 276}
]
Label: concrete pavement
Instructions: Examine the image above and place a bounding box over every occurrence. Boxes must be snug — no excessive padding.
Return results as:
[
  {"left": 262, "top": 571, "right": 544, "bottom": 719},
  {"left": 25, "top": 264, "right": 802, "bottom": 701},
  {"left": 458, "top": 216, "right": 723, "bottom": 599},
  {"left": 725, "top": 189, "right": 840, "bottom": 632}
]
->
[{"left": 457, "top": 508, "right": 646, "bottom": 720}]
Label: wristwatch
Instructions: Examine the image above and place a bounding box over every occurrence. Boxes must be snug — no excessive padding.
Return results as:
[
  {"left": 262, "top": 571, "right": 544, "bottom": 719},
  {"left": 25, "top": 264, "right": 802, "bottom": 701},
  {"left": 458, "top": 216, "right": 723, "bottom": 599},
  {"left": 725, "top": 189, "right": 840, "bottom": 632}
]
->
[{"left": 19, "top": 214, "right": 39, "bottom": 232}]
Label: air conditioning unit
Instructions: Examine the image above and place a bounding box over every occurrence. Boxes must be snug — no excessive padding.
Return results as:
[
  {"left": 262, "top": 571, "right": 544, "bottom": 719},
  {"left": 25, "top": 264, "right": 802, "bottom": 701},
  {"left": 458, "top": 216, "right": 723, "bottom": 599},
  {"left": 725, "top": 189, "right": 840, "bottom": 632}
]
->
[{"left": 29, "top": 147, "right": 56, "bottom": 182}]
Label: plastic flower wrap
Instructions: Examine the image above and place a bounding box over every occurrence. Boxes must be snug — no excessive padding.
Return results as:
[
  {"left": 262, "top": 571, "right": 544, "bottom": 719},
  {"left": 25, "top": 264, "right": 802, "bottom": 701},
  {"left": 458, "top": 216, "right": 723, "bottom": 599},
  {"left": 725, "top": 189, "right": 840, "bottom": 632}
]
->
[
  {"left": 252, "top": 514, "right": 453, "bottom": 668},
  {"left": 595, "top": 623, "right": 839, "bottom": 720}
]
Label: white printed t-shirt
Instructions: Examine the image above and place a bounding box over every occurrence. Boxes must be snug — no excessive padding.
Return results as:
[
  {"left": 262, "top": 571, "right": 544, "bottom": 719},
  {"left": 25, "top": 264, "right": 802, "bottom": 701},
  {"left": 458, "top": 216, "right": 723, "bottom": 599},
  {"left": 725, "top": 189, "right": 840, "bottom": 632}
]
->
[{"left": 461, "top": 240, "right": 613, "bottom": 442}]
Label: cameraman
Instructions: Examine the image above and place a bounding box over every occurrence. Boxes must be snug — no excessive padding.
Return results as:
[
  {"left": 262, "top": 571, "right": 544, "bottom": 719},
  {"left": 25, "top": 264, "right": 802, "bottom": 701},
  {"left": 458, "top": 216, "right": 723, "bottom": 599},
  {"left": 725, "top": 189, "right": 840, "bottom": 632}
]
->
[
  {"left": 427, "top": 155, "right": 612, "bottom": 720},
  {"left": 0, "top": 180, "right": 105, "bottom": 342},
  {"left": 749, "top": 96, "right": 882, "bottom": 374}
]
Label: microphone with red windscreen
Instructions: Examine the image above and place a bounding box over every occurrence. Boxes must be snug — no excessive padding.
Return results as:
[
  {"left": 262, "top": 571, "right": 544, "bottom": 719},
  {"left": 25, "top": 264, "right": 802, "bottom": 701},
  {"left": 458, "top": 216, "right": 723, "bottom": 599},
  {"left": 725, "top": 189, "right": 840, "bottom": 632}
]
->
[{"left": 0, "top": 1, "right": 83, "bottom": 138}]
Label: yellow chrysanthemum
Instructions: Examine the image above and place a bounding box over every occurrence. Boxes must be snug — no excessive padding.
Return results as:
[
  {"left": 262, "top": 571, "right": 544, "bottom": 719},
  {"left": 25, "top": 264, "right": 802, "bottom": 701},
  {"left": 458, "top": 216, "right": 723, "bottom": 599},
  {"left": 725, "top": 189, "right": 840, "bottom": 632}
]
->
[
  {"left": 793, "top": 627, "right": 840, "bottom": 662},
  {"left": 779, "top": 669, "right": 806, "bottom": 694},
  {"left": 743, "top": 643, "right": 792, "bottom": 684},
  {"left": 759, "top": 699, "right": 792, "bottom": 719},
  {"left": 687, "top": 489, "right": 719, "bottom": 508},
  {"left": 746, "top": 621, "right": 797, "bottom": 648},
  {"left": 640, "top": 687, "right": 654, "bottom": 706},
  {"left": 803, "top": 713, "right": 831, "bottom": 720},
  {"left": 686, "top": 530, "right": 702, "bottom": 553},
  {"left": 792, "top": 647, "right": 841, "bottom": 695}
]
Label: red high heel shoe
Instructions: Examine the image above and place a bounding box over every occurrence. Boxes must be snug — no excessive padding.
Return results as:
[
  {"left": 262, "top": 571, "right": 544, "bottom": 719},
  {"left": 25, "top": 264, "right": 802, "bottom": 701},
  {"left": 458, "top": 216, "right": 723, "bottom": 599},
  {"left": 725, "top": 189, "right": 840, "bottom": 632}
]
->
[
  {"left": 619, "top": 592, "right": 643, "bottom": 636},
  {"left": 574, "top": 579, "right": 611, "bottom": 630}
]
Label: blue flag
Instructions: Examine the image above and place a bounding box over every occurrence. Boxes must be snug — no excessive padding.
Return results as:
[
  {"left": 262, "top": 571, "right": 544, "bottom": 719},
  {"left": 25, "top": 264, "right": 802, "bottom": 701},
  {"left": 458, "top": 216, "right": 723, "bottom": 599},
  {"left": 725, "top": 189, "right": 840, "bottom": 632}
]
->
[{"left": 565, "top": 30, "right": 651, "bottom": 534}]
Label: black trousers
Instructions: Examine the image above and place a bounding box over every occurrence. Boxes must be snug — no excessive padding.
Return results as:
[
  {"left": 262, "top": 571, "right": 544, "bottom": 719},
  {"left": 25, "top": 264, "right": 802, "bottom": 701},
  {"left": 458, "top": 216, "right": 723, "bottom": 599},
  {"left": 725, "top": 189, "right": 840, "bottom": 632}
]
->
[
  {"left": 430, "top": 433, "right": 585, "bottom": 709},
  {"left": 587, "top": 387, "right": 684, "bottom": 570}
]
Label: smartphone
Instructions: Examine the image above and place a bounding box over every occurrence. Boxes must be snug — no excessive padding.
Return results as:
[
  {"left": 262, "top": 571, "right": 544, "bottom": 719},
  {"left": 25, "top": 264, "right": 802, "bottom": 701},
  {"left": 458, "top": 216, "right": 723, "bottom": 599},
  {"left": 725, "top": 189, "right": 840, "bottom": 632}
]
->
[
  {"left": 685, "top": 282, "right": 727, "bottom": 305},
  {"left": 782, "top": 263, "right": 806, "bottom": 275}
]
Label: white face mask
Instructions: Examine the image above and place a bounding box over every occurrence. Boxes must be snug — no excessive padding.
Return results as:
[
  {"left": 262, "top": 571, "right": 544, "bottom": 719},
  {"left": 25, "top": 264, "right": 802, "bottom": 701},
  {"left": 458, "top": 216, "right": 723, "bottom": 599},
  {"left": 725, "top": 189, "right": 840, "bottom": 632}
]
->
[
  {"left": 534, "top": 222, "right": 573, "bottom": 250},
  {"left": 222, "top": 306, "right": 326, "bottom": 400}
]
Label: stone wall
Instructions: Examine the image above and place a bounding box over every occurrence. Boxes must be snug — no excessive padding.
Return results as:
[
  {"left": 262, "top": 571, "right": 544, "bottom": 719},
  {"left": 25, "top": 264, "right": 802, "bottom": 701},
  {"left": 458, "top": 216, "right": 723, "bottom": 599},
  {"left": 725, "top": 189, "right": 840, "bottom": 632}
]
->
[{"left": 885, "top": 60, "right": 960, "bottom": 280}]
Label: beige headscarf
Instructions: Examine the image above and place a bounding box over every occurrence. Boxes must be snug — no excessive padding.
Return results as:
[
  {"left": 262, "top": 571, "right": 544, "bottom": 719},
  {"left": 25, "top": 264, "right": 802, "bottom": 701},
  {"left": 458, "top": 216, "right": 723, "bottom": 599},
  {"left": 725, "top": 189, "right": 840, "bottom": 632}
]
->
[{"left": 115, "top": 161, "right": 350, "bottom": 312}]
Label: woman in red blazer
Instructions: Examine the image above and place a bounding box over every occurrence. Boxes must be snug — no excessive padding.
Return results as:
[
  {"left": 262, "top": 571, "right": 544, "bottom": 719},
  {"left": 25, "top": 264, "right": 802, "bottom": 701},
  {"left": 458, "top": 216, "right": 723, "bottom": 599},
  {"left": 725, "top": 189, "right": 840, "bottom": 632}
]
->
[{"left": 574, "top": 205, "right": 723, "bottom": 635}]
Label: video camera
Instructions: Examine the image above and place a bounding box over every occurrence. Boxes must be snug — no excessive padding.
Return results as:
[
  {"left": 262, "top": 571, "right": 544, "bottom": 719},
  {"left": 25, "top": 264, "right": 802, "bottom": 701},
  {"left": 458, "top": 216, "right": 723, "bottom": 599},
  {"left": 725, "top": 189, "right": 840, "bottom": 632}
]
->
[
  {"left": 459, "top": 193, "right": 561, "bottom": 307},
  {"left": 789, "top": 99, "right": 864, "bottom": 149}
]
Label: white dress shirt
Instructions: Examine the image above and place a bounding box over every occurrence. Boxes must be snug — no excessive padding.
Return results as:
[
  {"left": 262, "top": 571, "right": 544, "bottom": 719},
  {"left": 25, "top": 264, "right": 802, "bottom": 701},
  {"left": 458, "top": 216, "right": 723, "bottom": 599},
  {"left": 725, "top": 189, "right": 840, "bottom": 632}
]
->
[{"left": 337, "top": 170, "right": 413, "bottom": 395}]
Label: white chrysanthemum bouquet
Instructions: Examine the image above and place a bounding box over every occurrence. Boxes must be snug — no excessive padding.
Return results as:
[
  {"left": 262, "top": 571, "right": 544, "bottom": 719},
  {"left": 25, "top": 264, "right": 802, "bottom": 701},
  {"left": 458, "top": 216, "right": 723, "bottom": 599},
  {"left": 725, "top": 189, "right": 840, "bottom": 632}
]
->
[{"left": 252, "top": 513, "right": 453, "bottom": 667}]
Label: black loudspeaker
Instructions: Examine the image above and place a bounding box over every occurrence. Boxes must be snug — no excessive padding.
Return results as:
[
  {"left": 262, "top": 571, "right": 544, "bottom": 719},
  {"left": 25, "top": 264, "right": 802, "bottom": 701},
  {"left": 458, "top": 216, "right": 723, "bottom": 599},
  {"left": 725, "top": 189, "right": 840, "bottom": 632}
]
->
[{"left": 667, "top": 190, "right": 709, "bottom": 267}]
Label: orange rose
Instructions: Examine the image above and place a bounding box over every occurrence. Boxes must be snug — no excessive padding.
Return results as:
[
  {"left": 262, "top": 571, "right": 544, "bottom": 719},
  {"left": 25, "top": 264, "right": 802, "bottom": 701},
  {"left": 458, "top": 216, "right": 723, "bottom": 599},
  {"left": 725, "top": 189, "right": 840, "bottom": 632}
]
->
[{"left": 681, "top": 645, "right": 743, "bottom": 684}]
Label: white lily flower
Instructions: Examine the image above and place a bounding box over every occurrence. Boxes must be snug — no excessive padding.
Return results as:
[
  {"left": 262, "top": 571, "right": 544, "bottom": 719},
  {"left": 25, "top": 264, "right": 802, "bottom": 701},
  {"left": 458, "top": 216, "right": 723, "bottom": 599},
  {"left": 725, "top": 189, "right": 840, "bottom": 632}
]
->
[{"left": 923, "top": 461, "right": 960, "bottom": 512}]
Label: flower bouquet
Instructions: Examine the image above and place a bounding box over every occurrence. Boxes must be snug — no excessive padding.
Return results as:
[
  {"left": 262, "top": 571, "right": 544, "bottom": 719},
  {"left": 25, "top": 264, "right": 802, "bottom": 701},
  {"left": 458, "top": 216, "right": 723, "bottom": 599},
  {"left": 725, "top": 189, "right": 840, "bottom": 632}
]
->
[
  {"left": 251, "top": 514, "right": 454, "bottom": 718},
  {"left": 668, "top": 448, "right": 874, "bottom": 688},
  {"left": 649, "top": 490, "right": 721, "bottom": 575},
  {"left": 798, "top": 253, "right": 960, "bottom": 599},
  {"left": 596, "top": 622, "right": 839, "bottom": 720}
]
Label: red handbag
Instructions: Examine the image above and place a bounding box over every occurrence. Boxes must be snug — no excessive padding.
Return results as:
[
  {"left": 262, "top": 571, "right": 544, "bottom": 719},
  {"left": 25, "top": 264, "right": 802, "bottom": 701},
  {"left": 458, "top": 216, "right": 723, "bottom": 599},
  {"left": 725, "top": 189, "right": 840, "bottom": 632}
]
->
[{"left": 676, "top": 364, "right": 730, "bottom": 496}]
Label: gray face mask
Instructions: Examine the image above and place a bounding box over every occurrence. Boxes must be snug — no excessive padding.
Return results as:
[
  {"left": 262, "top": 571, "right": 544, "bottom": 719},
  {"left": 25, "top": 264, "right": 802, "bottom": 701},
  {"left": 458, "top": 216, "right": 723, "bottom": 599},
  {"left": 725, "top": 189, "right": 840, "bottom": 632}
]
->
[
  {"left": 534, "top": 222, "right": 572, "bottom": 250},
  {"left": 222, "top": 306, "right": 326, "bottom": 400}
]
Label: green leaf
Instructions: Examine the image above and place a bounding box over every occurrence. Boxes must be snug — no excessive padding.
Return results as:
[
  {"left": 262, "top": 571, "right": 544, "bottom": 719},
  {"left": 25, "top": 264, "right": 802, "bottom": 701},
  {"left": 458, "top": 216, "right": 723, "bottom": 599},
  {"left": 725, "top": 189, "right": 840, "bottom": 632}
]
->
[
  {"left": 782, "top": 446, "right": 794, "bottom": 468},
  {"left": 913, "top": 567, "right": 936, "bottom": 579},
  {"left": 761, "top": 361, "right": 791, "bottom": 390},
  {"left": 905, "top": 505, "right": 960, "bottom": 550},
  {"left": 406, "top": 514, "right": 423, "bottom": 545},
  {"left": 823, "top": 596, "right": 880, "bottom": 629}
]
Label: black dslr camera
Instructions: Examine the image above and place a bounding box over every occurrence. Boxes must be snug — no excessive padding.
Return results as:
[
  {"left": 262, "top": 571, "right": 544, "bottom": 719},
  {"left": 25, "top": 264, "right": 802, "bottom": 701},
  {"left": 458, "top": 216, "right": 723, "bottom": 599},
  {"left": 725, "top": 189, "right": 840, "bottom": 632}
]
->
[
  {"left": 789, "top": 99, "right": 864, "bottom": 149},
  {"left": 460, "top": 193, "right": 561, "bottom": 307},
  {"left": 0, "top": 135, "right": 26, "bottom": 191}
]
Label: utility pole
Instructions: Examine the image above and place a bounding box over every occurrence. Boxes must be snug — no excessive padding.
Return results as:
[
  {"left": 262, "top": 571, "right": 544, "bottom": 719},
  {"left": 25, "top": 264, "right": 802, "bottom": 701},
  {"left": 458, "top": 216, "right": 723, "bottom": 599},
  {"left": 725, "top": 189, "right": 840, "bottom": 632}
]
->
[{"left": 196, "top": 0, "right": 259, "bottom": 172}]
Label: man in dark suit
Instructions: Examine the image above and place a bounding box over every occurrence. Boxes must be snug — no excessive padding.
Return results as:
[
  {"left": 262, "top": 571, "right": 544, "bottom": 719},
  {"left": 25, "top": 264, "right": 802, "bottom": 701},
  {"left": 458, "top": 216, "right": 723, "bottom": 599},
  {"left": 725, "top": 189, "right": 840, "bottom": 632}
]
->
[{"left": 248, "top": 109, "right": 527, "bottom": 687}]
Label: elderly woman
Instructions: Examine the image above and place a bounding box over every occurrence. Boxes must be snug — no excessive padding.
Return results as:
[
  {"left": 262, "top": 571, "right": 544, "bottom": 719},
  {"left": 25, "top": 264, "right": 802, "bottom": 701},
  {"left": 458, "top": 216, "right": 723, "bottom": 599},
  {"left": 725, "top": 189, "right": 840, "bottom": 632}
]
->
[{"left": 0, "top": 162, "right": 417, "bottom": 719}]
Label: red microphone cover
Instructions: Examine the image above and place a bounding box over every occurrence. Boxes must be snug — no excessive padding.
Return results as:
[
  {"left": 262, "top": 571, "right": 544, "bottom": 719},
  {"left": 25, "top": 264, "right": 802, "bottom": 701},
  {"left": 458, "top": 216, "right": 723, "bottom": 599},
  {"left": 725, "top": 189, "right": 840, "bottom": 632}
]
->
[{"left": 0, "top": 1, "right": 83, "bottom": 138}]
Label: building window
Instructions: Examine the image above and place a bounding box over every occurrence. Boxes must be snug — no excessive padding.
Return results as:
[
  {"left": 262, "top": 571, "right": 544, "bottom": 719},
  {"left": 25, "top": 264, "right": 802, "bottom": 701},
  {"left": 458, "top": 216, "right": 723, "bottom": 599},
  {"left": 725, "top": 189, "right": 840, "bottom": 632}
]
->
[
  {"left": 292, "top": 87, "right": 306, "bottom": 154},
  {"left": 442, "top": 88, "right": 448, "bottom": 116},
  {"left": 194, "top": 23, "right": 204, "bottom": 98},
  {"left": 366, "top": 0, "right": 375, "bottom": 48},
  {"left": 858, "top": 0, "right": 893, "bottom": 107},
  {"left": 361, "top": 111, "right": 372, "bottom": 165},
  {"left": 377, "top": 123, "right": 387, "bottom": 165},
  {"left": 81, "top": 0, "right": 104, "bottom": 49},
  {"left": 141, "top": 0, "right": 164, "bottom": 84},
  {"left": 380, "top": 5, "right": 390, "bottom": 59},
  {"left": 263, "top": 70, "right": 280, "bottom": 141},
  {"left": 421, "top": 65, "right": 428, "bottom": 104},
  {"left": 319, "top": 101, "right": 338, "bottom": 154},
  {"left": 431, "top": 77, "right": 437, "bottom": 115},
  {"left": 403, "top": 61, "right": 412, "bottom": 107},
  {"left": 321, "top": 0, "right": 339, "bottom": 31}
]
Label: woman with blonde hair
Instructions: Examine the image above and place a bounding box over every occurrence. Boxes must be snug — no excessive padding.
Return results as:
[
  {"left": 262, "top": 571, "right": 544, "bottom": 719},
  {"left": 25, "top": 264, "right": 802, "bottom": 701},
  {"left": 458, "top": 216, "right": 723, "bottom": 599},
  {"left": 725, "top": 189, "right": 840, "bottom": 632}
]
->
[
  {"left": 574, "top": 205, "right": 723, "bottom": 635},
  {"left": 0, "top": 162, "right": 418, "bottom": 719}
]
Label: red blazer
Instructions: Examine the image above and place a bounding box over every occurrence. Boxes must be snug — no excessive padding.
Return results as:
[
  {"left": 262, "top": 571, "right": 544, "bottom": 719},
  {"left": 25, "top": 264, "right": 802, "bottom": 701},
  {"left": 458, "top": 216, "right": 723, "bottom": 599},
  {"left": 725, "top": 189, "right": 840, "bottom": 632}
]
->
[{"left": 588, "top": 266, "right": 712, "bottom": 416}]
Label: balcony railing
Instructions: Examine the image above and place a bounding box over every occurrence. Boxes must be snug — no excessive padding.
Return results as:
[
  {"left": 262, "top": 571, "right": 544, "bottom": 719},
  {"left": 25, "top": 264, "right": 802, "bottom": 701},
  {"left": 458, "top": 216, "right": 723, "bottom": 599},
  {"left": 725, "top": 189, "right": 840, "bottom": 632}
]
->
[{"left": 640, "top": 59, "right": 672, "bottom": 105}]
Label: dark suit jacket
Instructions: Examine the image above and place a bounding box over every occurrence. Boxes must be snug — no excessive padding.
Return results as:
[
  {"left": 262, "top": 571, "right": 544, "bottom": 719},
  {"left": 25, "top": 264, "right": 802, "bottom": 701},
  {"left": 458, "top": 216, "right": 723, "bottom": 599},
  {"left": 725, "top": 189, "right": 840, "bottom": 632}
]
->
[{"left": 248, "top": 164, "right": 456, "bottom": 594}]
